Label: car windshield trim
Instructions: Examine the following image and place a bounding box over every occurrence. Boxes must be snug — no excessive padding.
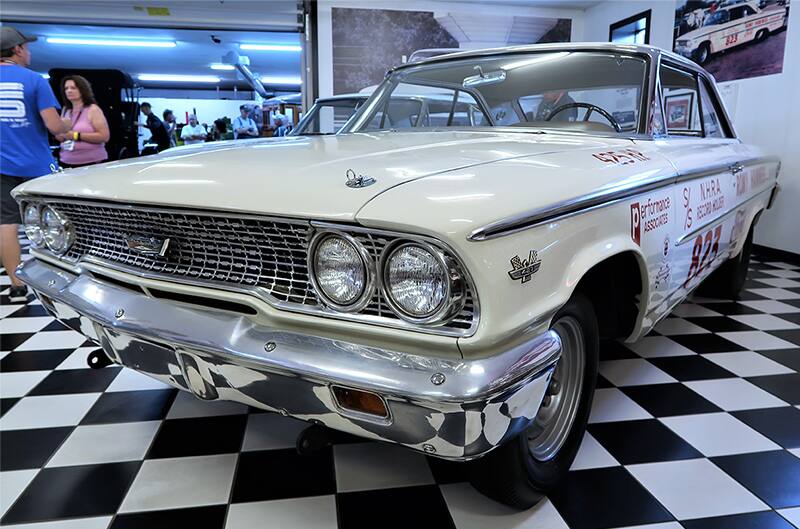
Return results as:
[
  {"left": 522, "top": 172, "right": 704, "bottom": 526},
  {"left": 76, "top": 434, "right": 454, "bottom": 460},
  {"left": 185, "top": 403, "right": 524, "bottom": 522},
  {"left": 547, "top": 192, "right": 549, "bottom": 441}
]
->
[{"left": 342, "top": 50, "right": 650, "bottom": 135}]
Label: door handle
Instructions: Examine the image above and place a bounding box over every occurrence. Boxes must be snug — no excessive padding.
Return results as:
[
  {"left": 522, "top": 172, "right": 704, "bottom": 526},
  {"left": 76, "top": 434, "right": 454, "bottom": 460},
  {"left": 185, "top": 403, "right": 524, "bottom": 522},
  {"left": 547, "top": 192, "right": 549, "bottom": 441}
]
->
[{"left": 729, "top": 162, "right": 744, "bottom": 175}]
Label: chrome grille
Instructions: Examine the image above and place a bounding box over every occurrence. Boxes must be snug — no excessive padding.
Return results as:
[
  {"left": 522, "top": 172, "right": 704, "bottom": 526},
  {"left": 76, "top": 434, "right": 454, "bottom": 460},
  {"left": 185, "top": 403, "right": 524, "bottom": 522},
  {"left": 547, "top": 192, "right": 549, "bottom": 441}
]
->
[
  {"left": 44, "top": 200, "right": 477, "bottom": 334},
  {"left": 54, "top": 201, "right": 315, "bottom": 305}
]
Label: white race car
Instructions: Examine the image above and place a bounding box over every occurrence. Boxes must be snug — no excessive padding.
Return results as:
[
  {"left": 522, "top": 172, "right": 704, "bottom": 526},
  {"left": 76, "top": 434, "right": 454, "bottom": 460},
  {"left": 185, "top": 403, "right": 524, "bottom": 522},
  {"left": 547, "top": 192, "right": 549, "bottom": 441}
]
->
[
  {"left": 14, "top": 43, "right": 780, "bottom": 509},
  {"left": 675, "top": 1, "right": 788, "bottom": 63}
]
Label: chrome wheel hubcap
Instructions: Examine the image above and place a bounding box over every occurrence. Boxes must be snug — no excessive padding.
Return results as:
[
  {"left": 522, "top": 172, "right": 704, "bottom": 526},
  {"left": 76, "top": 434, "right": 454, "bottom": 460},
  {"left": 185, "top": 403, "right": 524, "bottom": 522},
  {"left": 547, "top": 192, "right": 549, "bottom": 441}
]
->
[{"left": 527, "top": 316, "right": 586, "bottom": 461}]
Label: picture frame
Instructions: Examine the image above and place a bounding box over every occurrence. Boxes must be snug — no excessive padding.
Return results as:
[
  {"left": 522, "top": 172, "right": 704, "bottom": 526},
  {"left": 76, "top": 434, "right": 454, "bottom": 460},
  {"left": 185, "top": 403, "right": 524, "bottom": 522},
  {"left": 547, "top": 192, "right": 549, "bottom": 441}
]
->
[{"left": 664, "top": 92, "right": 694, "bottom": 130}]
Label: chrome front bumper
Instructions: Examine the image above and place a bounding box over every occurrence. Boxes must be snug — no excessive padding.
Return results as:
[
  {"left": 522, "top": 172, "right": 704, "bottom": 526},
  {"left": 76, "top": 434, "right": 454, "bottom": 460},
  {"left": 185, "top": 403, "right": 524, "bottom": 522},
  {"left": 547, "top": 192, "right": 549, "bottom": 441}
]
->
[{"left": 18, "top": 258, "right": 560, "bottom": 460}]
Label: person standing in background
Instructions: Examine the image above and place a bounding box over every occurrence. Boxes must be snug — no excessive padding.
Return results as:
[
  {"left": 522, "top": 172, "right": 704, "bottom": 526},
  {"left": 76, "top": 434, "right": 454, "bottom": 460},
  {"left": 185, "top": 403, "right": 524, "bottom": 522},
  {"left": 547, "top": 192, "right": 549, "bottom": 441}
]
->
[
  {"left": 233, "top": 105, "right": 258, "bottom": 140},
  {"left": 57, "top": 75, "right": 110, "bottom": 168},
  {"left": 273, "top": 113, "right": 290, "bottom": 137},
  {"left": 137, "top": 102, "right": 170, "bottom": 152},
  {"left": 212, "top": 118, "right": 232, "bottom": 141},
  {"left": 0, "top": 27, "right": 70, "bottom": 301},
  {"left": 180, "top": 114, "right": 206, "bottom": 145},
  {"left": 163, "top": 109, "right": 177, "bottom": 148}
]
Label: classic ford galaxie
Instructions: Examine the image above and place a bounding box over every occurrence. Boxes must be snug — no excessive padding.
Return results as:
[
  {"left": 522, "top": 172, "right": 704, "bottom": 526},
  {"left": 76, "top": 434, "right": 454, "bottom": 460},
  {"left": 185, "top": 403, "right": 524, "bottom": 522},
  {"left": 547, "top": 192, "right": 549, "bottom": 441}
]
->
[{"left": 13, "top": 43, "right": 779, "bottom": 508}]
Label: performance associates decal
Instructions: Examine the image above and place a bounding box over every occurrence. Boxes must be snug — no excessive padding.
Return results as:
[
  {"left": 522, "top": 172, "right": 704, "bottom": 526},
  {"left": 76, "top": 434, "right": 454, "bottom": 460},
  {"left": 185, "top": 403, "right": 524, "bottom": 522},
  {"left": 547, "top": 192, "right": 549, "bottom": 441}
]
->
[{"left": 630, "top": 194, "right": 672, "bottom": 246}]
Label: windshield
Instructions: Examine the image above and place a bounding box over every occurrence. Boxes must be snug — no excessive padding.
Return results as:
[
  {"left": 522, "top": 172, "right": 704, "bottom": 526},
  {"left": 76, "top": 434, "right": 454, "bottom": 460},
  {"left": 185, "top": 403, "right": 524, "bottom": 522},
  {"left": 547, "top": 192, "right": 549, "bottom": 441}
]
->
[
  {"left": 291, "top": 97, "right": 367, "bottom": 135},
  {"left": 345, "top": 51, "right": 648, "bottom": 135},
  {"left": 704, "top": 11, "right": 730, "bottom": 26}
]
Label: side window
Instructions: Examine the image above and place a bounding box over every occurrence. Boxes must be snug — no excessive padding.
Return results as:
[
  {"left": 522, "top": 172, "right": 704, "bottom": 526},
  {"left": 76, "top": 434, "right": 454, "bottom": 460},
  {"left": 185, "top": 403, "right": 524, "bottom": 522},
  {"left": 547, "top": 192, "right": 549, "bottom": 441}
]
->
[
  {"left": 729, "top": 7, "right": 745, "bottom": 21},
  {"left": 660, "top": 65, "right": 702, "bottom": 135},
  {"left": 698, "top": 78, "right": 730, "bottom": 139}
]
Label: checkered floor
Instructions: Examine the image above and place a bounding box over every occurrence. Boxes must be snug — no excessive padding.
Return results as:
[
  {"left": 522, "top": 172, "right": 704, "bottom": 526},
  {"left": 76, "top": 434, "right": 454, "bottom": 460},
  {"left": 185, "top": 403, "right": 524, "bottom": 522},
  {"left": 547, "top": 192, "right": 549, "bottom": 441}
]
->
[{"left": 1, "top": 237, "right": 799, "bottom": 529}]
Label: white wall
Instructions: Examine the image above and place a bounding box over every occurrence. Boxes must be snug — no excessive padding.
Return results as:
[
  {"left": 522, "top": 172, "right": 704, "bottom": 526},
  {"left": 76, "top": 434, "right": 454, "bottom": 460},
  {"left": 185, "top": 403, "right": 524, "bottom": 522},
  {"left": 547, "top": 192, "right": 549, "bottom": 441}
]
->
[
  {"left": 582, "top": 0, "right": 675, "bottom": 46},
  {"left": 583, "top": 1, "right": 799, "bottom": 253}
]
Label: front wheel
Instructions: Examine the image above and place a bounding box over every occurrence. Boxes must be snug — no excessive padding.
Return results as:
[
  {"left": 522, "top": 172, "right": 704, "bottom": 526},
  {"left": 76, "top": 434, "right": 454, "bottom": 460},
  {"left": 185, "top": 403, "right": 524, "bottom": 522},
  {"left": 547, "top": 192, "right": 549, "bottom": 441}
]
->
[{"left": 469, "top": 294, "right": 599, "bottom": 509}]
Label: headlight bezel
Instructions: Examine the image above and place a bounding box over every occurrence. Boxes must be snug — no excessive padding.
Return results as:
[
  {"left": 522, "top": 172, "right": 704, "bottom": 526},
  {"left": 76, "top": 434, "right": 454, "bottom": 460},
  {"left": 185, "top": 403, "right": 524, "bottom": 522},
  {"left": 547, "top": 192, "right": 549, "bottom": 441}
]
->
[
  {"left": 22, "top": 202, "right": 45, "bottom": 247},
  {"left": 379, "top": 240, "right": 466, "bottom": 325},
  {"left": 307, "top": 230, "right": 376, "bottom": 313},
  {"left": 39, "top": 205, "right": 75, "bottom": 255}
]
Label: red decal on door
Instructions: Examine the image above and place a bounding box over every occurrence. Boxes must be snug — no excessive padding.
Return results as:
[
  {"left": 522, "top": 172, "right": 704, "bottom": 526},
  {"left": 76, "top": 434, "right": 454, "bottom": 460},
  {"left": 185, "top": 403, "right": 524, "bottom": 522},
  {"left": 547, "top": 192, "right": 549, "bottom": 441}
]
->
[{"left": 631, "top": 203, "right": 641, "bottom": 246}]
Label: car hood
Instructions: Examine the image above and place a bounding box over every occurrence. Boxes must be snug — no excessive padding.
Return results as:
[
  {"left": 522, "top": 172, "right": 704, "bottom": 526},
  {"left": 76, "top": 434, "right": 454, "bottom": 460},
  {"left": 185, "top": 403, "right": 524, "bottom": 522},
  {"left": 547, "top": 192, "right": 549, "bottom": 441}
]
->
[{"left": 15, "top": 130, "right": 632, "bottom": 221}]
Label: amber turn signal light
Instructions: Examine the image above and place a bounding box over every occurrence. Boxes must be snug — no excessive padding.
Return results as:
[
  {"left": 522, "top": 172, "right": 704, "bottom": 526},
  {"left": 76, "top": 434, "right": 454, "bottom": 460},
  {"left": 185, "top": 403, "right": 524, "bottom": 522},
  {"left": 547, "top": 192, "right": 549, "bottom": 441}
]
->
[{"left": 331, "top": 386, "right": 389, "bottom": 419}]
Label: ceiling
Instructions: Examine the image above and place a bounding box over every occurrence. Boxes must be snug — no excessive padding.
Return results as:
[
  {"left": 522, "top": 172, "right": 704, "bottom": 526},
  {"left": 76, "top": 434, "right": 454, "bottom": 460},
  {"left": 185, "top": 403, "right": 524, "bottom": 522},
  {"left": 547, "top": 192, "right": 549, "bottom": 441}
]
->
[
  {"left": 452, "top": 0, "right": 603, "bottom": 9},
  {"left": 11, "top": 22, "right": 303, "bottom": 91}
]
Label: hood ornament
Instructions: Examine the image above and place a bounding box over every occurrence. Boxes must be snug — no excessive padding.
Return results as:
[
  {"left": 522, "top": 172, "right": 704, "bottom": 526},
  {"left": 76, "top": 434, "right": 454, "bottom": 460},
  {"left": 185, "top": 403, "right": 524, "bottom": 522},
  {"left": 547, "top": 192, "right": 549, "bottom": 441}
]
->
[{"left": 345, "top": 169, "right": 376, "bottom": 189}]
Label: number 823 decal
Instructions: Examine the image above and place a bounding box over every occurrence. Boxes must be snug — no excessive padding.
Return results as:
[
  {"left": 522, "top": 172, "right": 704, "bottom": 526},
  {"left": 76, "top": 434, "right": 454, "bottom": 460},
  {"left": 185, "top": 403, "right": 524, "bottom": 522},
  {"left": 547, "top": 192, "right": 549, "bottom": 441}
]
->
[{"left": 684, "top": 225, "right": 722, "bottom": 287}]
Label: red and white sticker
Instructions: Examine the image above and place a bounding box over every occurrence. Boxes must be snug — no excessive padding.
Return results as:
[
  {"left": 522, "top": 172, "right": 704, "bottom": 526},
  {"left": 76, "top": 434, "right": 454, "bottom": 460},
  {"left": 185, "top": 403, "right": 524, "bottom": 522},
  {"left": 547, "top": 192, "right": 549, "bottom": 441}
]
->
[{"left": 593, "top": 148, "right": 650, "bottom": 166}]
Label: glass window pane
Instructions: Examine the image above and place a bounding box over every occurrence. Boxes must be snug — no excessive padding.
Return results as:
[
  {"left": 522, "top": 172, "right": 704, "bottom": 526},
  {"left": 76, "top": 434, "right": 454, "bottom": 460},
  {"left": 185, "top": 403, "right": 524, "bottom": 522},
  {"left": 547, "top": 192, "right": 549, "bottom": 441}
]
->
[
  {"left": 293, "top": 98, "right": 365, "bottom": 135},
  {"left": 359, "top": 84, "right": 485, "bottom": 131},
  {"left": 699, "top": 79, "right": 727, "bottom": 138},
  {"left": 352, "top": 51, "right": 647, "bottom": 135},
  {"left": 661, "top": 65, "right": 702, "bottom": 135},
  {"left": 611, "top": 15, "right": 648, "bottom": 44}
]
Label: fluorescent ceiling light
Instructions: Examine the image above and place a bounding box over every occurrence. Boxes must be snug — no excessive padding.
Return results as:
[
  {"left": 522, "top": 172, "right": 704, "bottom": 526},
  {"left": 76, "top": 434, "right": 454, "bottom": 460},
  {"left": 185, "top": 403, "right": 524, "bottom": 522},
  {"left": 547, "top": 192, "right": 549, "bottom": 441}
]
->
[
  {"left": 239, "top": 43, "right": 301, "bottom": 52},
  {"left": 47, "top": 37, "right": 176, "bottom": 48},
  {"left": 210, "top": 63, "right": 235, "bottom": 71},
  {"left": 138, "top": 73, "right": 220, "bottom": 83},
  {"left": 259, "top": 76, "right": 302, "bottom": 85}
]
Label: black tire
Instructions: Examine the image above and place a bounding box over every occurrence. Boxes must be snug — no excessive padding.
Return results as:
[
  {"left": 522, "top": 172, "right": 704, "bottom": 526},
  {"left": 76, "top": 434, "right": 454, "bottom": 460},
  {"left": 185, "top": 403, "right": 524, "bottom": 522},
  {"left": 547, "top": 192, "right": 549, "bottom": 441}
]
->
[
  {"left": 696, "top": 42, "right": 711, "bottom": 64},
  {"left": 699, "top": 223, "right": 754, "bottom": 299},
  {"left": 469, "top": 293, "right": 599, "bottom": 509},
  {"left": 756, "top": 29, "right": 768, "bottom": 42}
]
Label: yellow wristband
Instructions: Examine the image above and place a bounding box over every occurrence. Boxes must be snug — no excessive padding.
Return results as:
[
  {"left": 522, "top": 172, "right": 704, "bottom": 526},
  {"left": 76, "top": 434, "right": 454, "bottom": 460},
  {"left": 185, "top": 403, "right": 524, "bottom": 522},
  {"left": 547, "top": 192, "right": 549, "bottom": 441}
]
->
[{"left": 72, "top": 131, "right": 79, "bottom": 141}]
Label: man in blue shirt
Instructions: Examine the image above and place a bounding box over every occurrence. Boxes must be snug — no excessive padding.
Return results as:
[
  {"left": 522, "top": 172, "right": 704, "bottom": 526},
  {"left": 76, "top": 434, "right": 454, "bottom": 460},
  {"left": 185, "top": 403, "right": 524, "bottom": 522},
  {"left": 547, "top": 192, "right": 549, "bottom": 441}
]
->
[{"left": 1, "top": 27, "right": 69, "bottom": 301}]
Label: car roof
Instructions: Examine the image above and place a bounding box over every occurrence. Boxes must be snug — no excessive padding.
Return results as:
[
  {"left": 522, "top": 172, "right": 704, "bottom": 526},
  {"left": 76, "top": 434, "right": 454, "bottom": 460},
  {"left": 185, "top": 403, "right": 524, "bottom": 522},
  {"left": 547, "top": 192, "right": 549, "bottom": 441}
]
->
[{"left": 390, "top": 42, "right": 709, "bottom": 78}]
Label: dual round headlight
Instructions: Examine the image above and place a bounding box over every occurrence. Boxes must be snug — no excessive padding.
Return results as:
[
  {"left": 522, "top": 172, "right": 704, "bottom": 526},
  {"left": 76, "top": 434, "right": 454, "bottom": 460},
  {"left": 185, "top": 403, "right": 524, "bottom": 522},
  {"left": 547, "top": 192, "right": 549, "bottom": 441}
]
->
[
  {"left": 381, "top": 242, "right": 463, "bottom": 323},
  {"left": 308, "top": 232, "right": 374, "bottom": 312},
  {"left": 309, "top": 230, "right": 465, "bottom": 324},
  {"left": 22, "top": 204, "right": 74, "bottom": 254},
  {"left": 23, "top": 204, "right": 44, "bottom": 247}
]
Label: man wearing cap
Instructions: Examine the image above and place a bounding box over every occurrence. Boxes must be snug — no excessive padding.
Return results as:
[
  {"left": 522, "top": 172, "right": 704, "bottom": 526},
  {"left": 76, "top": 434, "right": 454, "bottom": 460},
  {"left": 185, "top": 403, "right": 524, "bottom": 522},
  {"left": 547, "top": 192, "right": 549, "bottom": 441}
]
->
[
  {"left": 233, "top": 105, "right": 258, "bottom": 140},
  {"left": 0, "top": 27, "right": 70, "bottom": 301}
]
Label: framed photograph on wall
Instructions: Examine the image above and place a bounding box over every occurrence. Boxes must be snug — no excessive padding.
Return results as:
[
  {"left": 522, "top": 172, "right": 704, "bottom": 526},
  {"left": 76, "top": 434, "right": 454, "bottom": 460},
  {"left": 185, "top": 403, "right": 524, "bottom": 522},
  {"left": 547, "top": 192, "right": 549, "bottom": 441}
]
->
[{"left": 664, "top": 92, "right": 694, "bottom": 130}]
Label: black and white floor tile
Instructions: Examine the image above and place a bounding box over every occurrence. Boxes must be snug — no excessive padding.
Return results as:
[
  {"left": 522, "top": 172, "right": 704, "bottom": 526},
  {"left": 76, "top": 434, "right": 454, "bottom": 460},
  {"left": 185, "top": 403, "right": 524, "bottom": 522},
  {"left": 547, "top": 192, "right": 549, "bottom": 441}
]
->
[{"left": 1, "top": 236, "right": 799, "bottom": 529}]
